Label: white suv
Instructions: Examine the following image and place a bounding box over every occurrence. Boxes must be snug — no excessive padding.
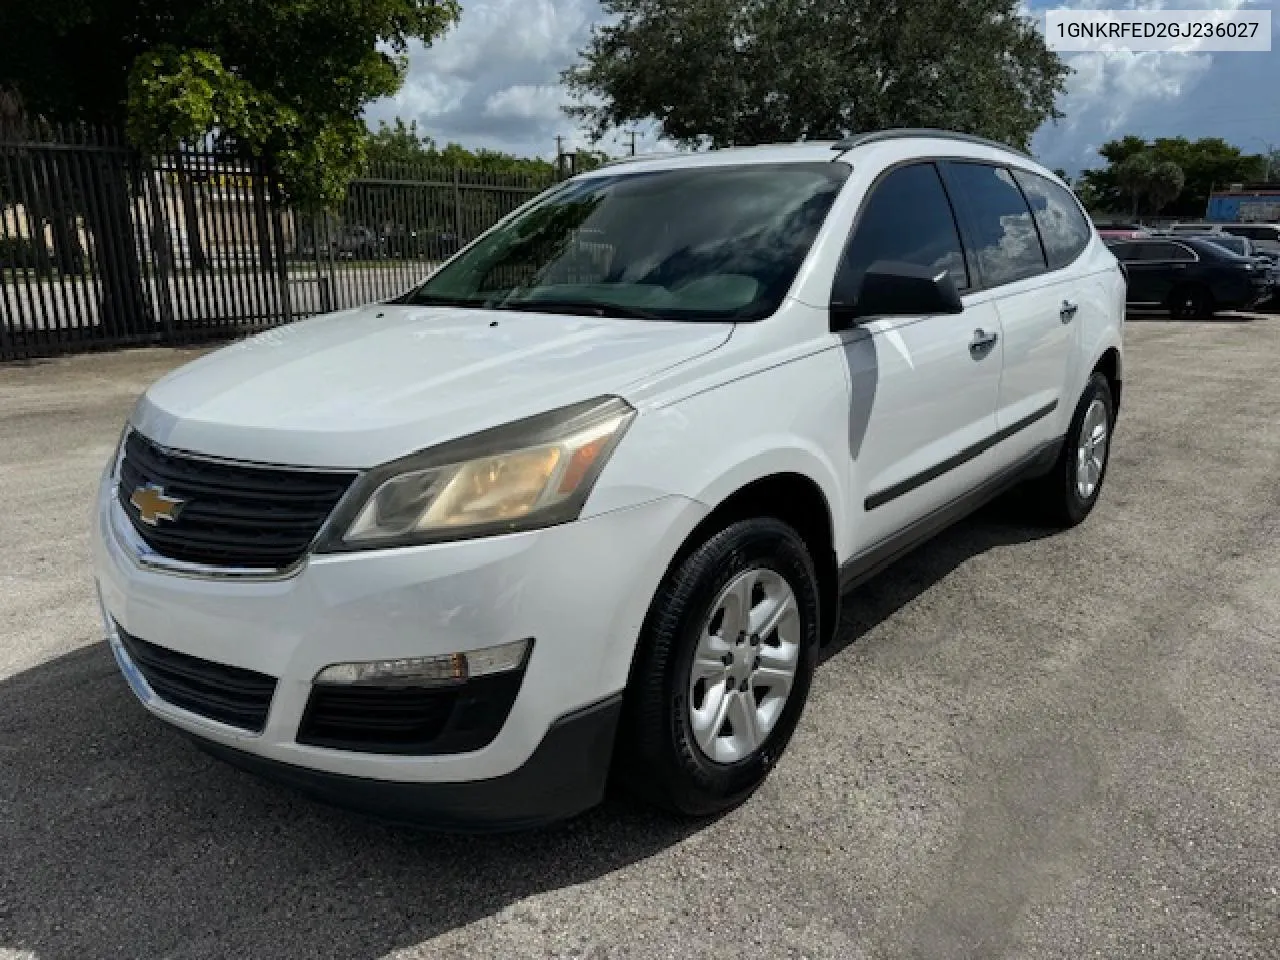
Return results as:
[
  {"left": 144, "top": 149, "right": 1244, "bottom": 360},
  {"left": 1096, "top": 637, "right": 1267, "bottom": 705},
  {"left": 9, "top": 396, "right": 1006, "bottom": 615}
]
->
[{"left": 93, "top": 130, "right": 1125, "bottom": 829}]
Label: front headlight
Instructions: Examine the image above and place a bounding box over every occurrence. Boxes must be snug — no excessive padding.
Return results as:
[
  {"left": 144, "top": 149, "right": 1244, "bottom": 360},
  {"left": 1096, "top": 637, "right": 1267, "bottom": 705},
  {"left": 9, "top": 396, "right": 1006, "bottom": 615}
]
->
[
  {"left": 104, "top": 424, "right": 130, "bottom": 486},
  {"left": 316, "top": 396, "right": 635, "bottom": 551}
]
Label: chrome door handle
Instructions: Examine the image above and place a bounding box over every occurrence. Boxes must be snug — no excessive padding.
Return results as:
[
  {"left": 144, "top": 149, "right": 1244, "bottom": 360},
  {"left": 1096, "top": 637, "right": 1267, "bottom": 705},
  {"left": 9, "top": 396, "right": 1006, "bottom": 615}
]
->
[
  {"left": 969, "top": 328, "right": 999, "bottom": 355},
  {"left": 1060, "top": 300, "right": 1079, "bottom": 323}
]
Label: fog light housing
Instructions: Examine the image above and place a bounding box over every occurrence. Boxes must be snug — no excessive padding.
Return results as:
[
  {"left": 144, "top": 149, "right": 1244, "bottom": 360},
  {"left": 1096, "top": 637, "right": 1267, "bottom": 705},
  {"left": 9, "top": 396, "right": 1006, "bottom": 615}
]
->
[{"left": 313, "top": 638, "right": 531, "bottom": 688}]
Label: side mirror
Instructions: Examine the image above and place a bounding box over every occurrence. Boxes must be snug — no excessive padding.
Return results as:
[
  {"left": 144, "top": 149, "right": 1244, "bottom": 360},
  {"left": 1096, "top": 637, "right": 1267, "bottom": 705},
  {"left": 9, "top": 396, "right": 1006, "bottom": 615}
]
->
[{"left": 830, "top": 260, "right": 965, "bottom": 330}]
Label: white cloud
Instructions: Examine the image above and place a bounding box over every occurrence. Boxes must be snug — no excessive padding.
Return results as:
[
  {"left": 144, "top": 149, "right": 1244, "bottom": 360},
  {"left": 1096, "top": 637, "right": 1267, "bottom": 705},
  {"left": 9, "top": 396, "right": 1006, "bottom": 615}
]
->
[
  {"left": 1030, "top": 0, "right": 1279, "bottom": 171},
  {"left": 407, "top": 0, "right": 592, "bottom": 80},
  {"left": 371, "top": 72, "right": 471, "bottom": 120},
  {"left": 1061, "top": 50, "right": 1213, "bottom": 134},
  {"left": 483, "top": 84, "right": 567, "bottom": 121},
  {"left": 366, "top": 0, "right": 1279, "bottom": 169}
]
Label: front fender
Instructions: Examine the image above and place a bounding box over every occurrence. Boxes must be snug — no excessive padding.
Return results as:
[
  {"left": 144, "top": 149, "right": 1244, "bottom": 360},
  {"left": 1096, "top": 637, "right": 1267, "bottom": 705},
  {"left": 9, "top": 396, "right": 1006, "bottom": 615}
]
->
[{"left": 585, "top": 350, "right": 852, "bottom": 558}]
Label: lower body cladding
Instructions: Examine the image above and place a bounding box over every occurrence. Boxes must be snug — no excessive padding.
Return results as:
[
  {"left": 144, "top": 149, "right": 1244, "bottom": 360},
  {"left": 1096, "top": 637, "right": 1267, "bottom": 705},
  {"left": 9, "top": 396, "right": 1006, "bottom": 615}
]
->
[{"left": 93, "top": 478, "right": 708, "bottom": 831}]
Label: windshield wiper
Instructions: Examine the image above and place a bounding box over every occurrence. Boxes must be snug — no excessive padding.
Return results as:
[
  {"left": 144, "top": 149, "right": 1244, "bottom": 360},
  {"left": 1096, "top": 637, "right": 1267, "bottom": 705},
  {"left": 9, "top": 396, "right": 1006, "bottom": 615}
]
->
[{"left": 491, "top": 298, "right": 667, "bottom": 321}]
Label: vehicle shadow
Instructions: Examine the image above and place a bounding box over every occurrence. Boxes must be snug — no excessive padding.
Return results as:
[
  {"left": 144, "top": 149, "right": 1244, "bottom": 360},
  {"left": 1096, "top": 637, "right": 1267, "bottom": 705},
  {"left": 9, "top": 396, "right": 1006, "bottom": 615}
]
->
[
  {"left": 822, "top": 496, "right": 1057, "bottom": 665},
  {"left": 0, "top": 500, "right": 1051, "bottom": 960}
]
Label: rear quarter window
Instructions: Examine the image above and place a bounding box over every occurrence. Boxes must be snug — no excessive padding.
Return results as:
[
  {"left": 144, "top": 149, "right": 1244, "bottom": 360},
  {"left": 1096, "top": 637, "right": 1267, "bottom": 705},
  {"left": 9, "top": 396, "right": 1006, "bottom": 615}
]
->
[{"left": 1011, "top": 170, "right": 1092, "bottom": 270}]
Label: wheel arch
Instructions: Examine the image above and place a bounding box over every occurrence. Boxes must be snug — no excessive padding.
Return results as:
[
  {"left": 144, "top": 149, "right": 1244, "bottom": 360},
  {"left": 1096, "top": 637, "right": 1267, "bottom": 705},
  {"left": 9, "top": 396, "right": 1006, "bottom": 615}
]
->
[
  {"left": 1092, "top": 346, "right": 1123, "bottom": 417},
  {"left": 654, "top": 471, "right": 841, "bottom": 652}
]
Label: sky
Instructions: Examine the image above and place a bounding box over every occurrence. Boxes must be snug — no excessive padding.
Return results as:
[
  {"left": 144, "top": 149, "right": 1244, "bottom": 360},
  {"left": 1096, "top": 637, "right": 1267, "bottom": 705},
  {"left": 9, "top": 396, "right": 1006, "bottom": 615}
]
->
[{"left": 363, "top": 0, "right": 1280, "bottom": 176}]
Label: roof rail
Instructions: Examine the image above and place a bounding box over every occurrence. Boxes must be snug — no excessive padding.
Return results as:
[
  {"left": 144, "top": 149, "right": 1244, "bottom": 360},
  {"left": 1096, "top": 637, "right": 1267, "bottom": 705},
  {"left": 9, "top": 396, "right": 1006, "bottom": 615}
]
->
[
  {"left": 831, "top": 128, "right": 1030, "bottom": 158},
  {"left": 596, "top": 154, "right": 653, "bottom": 169}
]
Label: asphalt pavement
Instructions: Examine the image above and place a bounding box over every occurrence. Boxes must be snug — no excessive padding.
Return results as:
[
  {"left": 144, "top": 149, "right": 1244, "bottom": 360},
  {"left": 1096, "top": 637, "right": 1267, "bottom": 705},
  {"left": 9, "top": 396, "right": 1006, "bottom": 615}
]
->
[{"left": 1, "top": 314, "right": 1277, "bottom": 959}]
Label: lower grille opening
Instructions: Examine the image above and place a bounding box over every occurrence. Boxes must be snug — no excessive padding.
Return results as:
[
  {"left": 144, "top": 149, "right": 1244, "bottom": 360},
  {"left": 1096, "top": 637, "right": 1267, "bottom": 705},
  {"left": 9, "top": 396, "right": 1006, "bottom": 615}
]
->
[
  {"left": 115, "top": 625, "right": 277, "bottom": 733},
  {"left": 297, "top": 671, "right": 525, "bottom": 755}
]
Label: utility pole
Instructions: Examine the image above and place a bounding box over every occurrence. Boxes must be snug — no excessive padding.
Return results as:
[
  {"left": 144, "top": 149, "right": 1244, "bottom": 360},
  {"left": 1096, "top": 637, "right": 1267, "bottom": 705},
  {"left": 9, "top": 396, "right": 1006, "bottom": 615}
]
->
[
  {"left": 555, "top": 135, "right": 565, "bottom": 178},
  {"left": 627, "top": 130, "right": 637, "bottom": 157}
]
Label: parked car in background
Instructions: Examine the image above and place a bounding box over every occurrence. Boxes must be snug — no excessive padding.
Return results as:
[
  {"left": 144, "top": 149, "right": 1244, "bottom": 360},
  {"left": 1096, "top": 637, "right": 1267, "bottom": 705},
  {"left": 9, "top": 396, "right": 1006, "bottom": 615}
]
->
[
  {"left": 332, "top": 225, "right": 385, "bottom": 260},
  {"left": 93, "top": 131, "right": 1124, "bottom": 828},
  {"left": 1166, "top": 222, "right": 1222, "bottom": 236},
  {"left": 1190, "top": 233, "right": 1257, "bottom": 258},
  {"left": 1190, "top": 232, "right": 1276, "bottom": 268},
  {"left": 380, "top": 226, "right": 421, "bottom": 259},
  {"left": 1220, "top": 222, "right": 1280, "bottom": 256},
  {"left": 1095, "top": 224, "right": 1150, "bottom": 241},
  {"left": 1108, "top": 236, "right": 1270, "bottom": 319},
  {"left": 381, "top": 228, "right": 462, "bottom": 260},
  {"left": 1194, "top": 233, "right": 1280, "bottom": 307}
]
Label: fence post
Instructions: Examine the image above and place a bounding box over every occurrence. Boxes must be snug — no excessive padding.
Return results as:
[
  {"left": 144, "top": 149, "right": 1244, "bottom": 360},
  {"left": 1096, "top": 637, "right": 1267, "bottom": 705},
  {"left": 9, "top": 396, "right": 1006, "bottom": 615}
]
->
[
  {"left": 142, "top": 161, "right": 178, "bottom": 339},
  {"left": 452, "top": 168, "right": 463, "bottom": 246},
  {"left": 311, "top": 209, "right": 332, "bottom": 313},
  {"left": 267, "top": 167, "right": 292, "bottom": 325}
]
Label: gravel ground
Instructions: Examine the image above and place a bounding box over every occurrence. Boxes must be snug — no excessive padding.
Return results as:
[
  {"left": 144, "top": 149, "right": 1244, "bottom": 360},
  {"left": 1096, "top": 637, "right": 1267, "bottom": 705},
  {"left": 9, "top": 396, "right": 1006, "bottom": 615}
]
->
[{"left": 1, "top": 316, "right": 1277, "bottom": 960}]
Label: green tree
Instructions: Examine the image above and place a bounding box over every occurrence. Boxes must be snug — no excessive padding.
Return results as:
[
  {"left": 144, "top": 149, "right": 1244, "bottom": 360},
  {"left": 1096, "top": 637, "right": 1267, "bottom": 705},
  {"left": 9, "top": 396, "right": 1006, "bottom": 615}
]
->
[
  {"left": 0, "top": 0, "right": 459, "bottom": 329},
  {"left": 365, "top": 120, "right": 609, "bottom": 177},
  {"left": 1072, "top": 179, "right": 1104, "bottom": 214},
  {"left": 1115, "top": 153, "right": 1156, "bottom": 218},
  {"left": 1262, "top": 150, "right": 1280, "bottom": 183},
  {"left": 563, "top": 0, "right": 1069, "bottom": 150},
  {"left": 366, "top": 120, "right": 557, "bottom": 175},
  {"left": 1080, "top": 136, "right": 1263, "bottom": 217},
  {"left": 1146, "top": 161, "right": 1186, "bottom": 215}
]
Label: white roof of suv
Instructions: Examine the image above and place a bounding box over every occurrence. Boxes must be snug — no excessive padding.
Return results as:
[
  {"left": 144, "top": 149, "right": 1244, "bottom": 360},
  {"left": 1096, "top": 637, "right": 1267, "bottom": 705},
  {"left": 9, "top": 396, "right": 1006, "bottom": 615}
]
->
[{"left": 579, "top": 129, "right": 1056, "bottom": 181}]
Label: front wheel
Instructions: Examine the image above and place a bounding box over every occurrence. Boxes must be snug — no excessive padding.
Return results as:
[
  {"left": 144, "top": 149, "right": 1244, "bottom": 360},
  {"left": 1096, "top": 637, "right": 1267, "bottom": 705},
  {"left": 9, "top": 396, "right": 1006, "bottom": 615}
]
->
[
  {"left": 617, "top": 518, "right": 820, "bottom": 816},
  {"left": 1028, "top": 372, "right": 1114, "bottom": 528}
]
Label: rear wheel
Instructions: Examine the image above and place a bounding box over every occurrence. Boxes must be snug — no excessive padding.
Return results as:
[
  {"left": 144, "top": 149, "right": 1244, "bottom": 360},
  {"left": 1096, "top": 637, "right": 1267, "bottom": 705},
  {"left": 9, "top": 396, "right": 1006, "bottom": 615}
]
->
[
  {"left": 617, "top": 518, "right": 820, "bottom": 816},
  {"left": 1028, "top": 372, "right": 1114, "bottom": 528},
  {"left": 1169, "top": 284, "right": 1214, "bottom": 320}
]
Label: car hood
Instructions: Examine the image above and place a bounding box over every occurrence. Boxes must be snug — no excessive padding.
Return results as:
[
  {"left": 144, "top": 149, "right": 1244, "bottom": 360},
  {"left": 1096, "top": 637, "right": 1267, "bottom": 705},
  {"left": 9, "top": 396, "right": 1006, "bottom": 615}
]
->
[{"left": 132, "top": 304, "right": 733, "bottom": 468}]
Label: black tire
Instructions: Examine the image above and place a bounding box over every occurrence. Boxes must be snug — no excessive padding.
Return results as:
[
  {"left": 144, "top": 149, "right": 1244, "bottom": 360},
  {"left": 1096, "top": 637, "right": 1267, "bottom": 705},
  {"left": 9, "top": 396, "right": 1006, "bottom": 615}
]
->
[
  {"left": 1169, "top": 284, "right": 1215, "bottom": 320},
  {"left": 616, "top": 518, "right": 820, "bottom": 816},
  {"left": 1028, "top": 372, "right": 1115, "bottom": 528}
]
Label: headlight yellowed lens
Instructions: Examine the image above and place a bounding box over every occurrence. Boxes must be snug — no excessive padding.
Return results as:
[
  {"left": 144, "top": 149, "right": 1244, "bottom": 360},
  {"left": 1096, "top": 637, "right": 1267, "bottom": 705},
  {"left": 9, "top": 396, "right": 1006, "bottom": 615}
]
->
[
  {"left": 338, "top": 399, "right": 633, "bottom": 547},
  {"left": 425, "top": 445, "right": 562, "bottom": 527}
]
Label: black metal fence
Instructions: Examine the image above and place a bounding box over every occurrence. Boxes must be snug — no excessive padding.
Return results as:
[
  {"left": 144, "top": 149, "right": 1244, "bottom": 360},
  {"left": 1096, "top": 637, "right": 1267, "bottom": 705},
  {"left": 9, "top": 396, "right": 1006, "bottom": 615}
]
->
[{"left": 0, "top": 126, "right": 555, "bottom": 361}]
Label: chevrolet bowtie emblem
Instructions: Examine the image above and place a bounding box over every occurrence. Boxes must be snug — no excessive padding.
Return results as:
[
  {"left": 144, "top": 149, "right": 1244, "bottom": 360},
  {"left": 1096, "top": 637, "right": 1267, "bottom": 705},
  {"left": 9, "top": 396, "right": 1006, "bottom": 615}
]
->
[{"left": 130, "top": 484, "right": 186, "bottom": 526}]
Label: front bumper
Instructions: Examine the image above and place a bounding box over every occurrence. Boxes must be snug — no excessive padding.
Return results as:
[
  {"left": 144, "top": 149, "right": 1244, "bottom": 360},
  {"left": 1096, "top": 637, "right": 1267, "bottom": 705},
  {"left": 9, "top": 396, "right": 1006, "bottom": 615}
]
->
[
  {"left": 94, "top": 469, "right": 706, "bottom": 825},
  {"left": 189, "top": 694, "right": 624, "bottom": 832}
]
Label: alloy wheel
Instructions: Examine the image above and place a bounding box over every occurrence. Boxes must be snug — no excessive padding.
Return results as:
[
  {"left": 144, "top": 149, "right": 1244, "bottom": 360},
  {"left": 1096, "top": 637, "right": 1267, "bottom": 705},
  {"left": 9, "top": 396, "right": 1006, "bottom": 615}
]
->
[
  {"left": 1075, "top": 397, "right": 1109, "bottom": 500},
  {"left": 687, "top": 567, "right": 801, "bottom": 764}
]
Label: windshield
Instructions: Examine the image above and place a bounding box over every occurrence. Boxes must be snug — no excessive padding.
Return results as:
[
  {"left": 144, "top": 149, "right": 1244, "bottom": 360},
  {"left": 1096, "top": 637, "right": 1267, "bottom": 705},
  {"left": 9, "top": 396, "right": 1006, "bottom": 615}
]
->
[{"left": 400, "top": 162, "right": 850, "bottom": 321}]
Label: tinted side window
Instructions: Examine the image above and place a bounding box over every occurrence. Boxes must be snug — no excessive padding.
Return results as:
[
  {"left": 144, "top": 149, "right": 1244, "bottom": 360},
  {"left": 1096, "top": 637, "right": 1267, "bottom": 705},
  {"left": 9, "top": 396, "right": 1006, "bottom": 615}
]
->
[
  {"left": 1110, "top": 242, "right": 1140, "bottom": 262},
  {"left": 1227, "top": 225, "right": 1277, "bottom": 242},
  {"left": 1012, "top": 170, "right": 1091, "bottom": 269},
  {"left": 1224, "top": 226, "right": 1257, "bottom": 240},
  {"left": 1137, "top": 241, "right": 1193, "bottom": 261},
  {"left": 947, "top": 163, "right": 1047, "bottom": 287},
  {"left": 838, "top": 162, "right": 968, "bottom": 294}
]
